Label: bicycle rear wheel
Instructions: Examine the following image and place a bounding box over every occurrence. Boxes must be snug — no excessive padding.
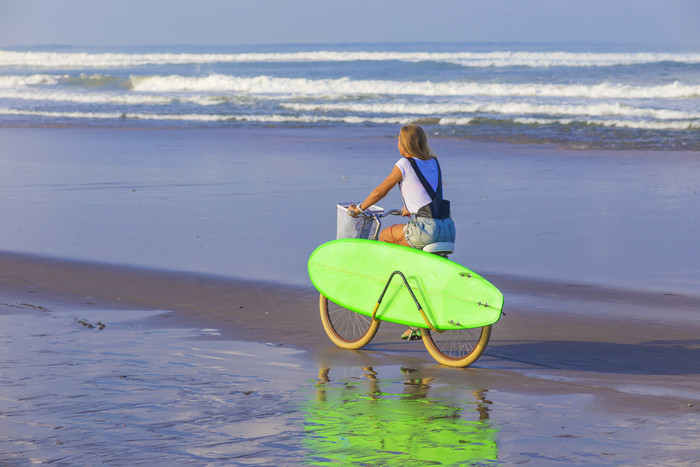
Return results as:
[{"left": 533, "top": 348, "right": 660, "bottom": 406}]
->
[
  {"left": 421, "top": 325, "right": 492, "bottom": 367},
  {"left": 319, "top": 294, "right": 380, "bottom": 350}
]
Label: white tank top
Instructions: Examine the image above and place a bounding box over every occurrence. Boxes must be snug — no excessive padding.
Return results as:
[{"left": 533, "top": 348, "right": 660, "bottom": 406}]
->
[{"left": 395, "top": 157, "right": 439, "bottom": 213}]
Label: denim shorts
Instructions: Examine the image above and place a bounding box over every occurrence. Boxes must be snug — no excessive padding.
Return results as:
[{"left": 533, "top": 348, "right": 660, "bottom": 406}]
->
[{"left": 404, "top": 217, "right": 456, "bottom": 250}]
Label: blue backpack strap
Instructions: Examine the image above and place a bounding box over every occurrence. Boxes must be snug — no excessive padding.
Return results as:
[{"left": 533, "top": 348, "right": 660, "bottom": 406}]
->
[
  {"left": 407, "top": 158, "right": 450, "bottom": 219},
  {"left": 407, "top": 157, "right": 441, "bottom": 198}
]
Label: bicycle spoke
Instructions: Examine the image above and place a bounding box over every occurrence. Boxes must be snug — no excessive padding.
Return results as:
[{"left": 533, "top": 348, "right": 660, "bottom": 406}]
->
[
  {"left": 320, "top": 294, "right": 379, "bottom": 349},
  {"left": 431, "top": 328, "right": 481, "bottom": 358},
  {"left": 422, "top": 325, "right": 491, "bottom": 367}
]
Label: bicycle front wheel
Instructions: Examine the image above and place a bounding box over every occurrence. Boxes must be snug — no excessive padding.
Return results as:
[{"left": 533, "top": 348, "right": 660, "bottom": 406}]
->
[
  {"left": 319, "top": 294, "right": 380, "bottom": 350},
  {"left": 422, "top": 325, "right": 492, "bottom": 368}
]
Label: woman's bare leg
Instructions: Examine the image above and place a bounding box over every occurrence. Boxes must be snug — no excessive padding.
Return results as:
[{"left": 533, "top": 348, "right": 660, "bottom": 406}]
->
[{"left": 379, "top": 224, "right": 410, "bottom": 246}]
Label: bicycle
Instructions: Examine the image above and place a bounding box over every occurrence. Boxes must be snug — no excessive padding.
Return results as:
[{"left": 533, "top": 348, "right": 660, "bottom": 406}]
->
[{"left": 318, "top": 207, "right": 496, "bottom": 368}]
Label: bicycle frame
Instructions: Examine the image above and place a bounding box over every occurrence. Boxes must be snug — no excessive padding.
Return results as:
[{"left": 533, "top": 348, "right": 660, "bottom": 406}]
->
[{"left": 370, "top": 270, "right": 442, "bottom": 333}]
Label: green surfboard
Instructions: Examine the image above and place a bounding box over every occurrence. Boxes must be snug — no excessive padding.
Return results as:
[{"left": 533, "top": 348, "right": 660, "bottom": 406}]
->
[{"left": 308, "top": 239, "right": 503, "bottom": 329}]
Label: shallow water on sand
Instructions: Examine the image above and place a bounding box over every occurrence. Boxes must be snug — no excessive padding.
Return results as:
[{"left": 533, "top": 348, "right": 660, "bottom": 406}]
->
[
  {"left": 1, "top": 126, "right": 699, "bottom": 300},
  {"left": 0, "top": 298, "right": 505, "bottom": 465},
  {"left": 2, "top": 298, "right": 699, "bottom": 465},
  {"left": 0, "top": 302, "right": 312, "bottom": 465}
]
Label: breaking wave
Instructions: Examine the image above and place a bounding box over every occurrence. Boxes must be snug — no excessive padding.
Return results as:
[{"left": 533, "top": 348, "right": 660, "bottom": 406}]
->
[
  {"left": 2, "top": 44, "right": 698, "bottom": 149},
  {"left": 128, "top": 74, "right": 700, "bottom": 99}
]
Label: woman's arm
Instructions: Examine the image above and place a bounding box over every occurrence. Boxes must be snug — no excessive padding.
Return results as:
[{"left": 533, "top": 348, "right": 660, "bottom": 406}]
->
[{"left": 349, "top": 166, "right": 402, "bottom": 215}]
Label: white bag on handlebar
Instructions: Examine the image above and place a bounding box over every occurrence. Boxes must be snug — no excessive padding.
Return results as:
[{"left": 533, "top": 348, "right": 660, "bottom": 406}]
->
[{"left": 336, "top": 202, "right": 384, "bottom": 239}]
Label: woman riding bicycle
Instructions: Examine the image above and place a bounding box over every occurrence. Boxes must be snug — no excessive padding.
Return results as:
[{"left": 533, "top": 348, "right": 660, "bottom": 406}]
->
[
  {"left": 349, "top": 124, "right": 455, "bottom": 248},
  {"left": 349, "top": 125, "right": 456, "bottom": 339}
]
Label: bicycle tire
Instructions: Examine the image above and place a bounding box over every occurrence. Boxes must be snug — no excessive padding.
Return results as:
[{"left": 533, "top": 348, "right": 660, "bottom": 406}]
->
[
  {"left": 319, "top": 293, "right": 380, "bottom": 350},
  {"left": 421, "top": 325, "right": 492, "bottom": 367}
]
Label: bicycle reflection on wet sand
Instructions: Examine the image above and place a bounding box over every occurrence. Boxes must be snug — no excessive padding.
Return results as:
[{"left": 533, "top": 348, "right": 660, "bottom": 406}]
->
[{"left": 303, "top": 367, "right": 498, "bottom": 466}]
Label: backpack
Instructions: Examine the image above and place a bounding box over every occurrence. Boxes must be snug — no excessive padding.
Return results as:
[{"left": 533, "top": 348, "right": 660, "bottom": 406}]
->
[{"left": 407, "top": 158, "right": 451, "bottom": 219}]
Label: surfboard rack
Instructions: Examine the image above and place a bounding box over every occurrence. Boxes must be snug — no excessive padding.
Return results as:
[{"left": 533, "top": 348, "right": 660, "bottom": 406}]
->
[{"left": 370, "top": 270, "right": 443, "bottom": 333}]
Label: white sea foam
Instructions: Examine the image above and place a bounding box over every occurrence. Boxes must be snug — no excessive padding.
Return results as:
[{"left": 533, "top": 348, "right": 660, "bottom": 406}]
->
[
  {"left": 0, "top": 89, "right": 173, "bottom": 105},
  {"left": 5, "top": 79, "right": 697, "bottom": 119},
  {"left": 2, "top": 107, "right": 696, "bottom": 130},
  {"left": 129, "top": 74, "right": 700, "bottom": 99},
  {"left": 2, "top": 45, "right": 697, "bottom": 148},
  {"left": 3, "top": 50, "right": 700, "bottom": 68},
  {"left": 512, "top": 117, "right": 700, "bottom": 130},
  {"left": 0, "top": 74, "right": 64, "bottom": 87},
  {"left": 0, "top": 107, "right": 418, "bottom": 124},
  {"left": 0, "top": 108, "right": 231, "bottom": 121},
  {"left": 282, "top": 102, "right": 700, "bottom": 120},
  {"left": 4, "top": 71, "right": 699, "bottom": 101}
]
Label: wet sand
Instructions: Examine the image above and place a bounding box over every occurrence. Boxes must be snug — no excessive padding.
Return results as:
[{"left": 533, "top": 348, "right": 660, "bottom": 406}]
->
[
  {"left": 1, "top": 126, "right": 699, "bottom": 294},
  {"left": 1, "top": 126, "right": 700, "bottom": 464},
  {"left": 3, "top": 250, "right": 700, "bottom": 395},
  {"left": 2, "top": 251, "right": 699, "bottom": 465}
]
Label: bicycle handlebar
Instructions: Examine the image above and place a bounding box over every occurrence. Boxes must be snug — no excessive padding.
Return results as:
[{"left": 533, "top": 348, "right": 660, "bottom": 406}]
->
[
  {"left": 350, "top": 208, "right": 402, "bottom": 218},
  {"left": 379, "top": 209, "right": 402, "bottom": 217},
  {"left": 347, "top": 207, "right": 402, "bottom": 241}
]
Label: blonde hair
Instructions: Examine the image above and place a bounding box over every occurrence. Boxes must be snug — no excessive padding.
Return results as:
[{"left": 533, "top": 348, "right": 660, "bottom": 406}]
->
[{"left": 399, "top": 125, "right": 436, "bottom": 160}]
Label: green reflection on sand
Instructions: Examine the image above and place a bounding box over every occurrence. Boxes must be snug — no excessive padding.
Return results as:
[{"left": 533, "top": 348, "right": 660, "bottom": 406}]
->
[{"left": 302, "top": 367, "right": 499, "bottom": 466}]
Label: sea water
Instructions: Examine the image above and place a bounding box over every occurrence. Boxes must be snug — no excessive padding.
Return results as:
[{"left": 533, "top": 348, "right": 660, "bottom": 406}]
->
[
  {"left": 1, "top": 42, "right": 699, "bottom": 150},
  {"left": 1, "top": 42, "right": 699, "bottom": 298}
]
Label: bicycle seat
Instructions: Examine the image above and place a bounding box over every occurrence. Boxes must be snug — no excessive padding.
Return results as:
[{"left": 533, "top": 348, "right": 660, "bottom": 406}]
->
[{"left": 422, "top": 242, "right": 454, "bottom": 255}]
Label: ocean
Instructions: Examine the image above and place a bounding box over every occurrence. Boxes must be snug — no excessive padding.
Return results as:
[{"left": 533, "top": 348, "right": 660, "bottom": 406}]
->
[{"left": 1, "top": 42, "right": 699, "bottom": 150}]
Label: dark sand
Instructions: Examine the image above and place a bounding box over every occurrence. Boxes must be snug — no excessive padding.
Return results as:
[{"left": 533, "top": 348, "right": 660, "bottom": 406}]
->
[
  {"left": 3, "top": 250, "right": 699, "bottom": 406},
  {"left": 2, "top": 252, "right": 700, "bottom": 464}
]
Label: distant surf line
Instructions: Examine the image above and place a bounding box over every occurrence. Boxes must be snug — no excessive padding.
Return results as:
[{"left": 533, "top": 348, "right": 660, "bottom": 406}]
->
[
  {"left": 4, "top": 73, "right": 698, "bottom": 100},
  {"left": 3, "top": 88, "right": 696, "bottom": 120},
  {"left": 2, "top": 108, "right": 698, "bottom": 130},
  {"left": 3, "top": 49, "right": 700, "bottom": 68}
]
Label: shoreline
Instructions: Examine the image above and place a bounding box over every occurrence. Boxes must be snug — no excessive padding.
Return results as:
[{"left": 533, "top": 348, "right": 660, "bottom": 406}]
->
[
  {"left": 3, "top": 248, "right": 699, "bottom": 324},
  {"left": 3, "top": 121, "right": 700, "bottom": 153},
  {"left": 3, "top": 250, "right": 699, "bottom": 404}
]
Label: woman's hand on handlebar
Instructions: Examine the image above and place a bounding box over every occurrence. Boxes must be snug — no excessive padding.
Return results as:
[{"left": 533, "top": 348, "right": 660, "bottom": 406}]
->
[
  {"left": 401, "top": 207, "right": 411, "bottom": 217},
  {"left": 348, "top": 204, "right": 403, "bottom": 218},
  {"left": 348, "top": 204, "right": 362, "bottom": 217}
]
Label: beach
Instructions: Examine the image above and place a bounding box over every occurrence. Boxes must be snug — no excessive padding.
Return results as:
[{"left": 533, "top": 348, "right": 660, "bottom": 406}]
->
[{"left": 1, "top": 125, "right": 699, "bottom": 465}]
